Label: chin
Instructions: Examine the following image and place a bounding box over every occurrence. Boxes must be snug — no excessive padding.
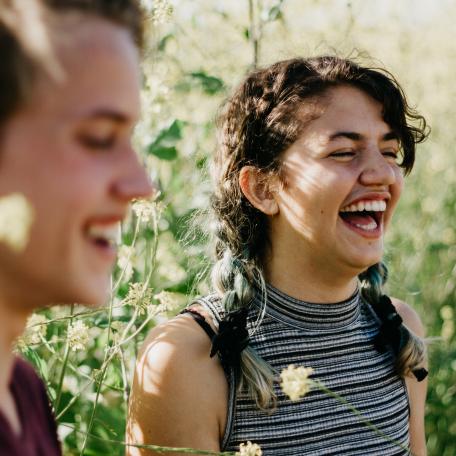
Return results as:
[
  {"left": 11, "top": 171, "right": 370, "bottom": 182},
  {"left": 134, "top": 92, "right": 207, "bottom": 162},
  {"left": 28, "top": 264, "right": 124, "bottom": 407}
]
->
[
  {"left": 59, "top": 276, "right": 111, "bottom": 307},
  {"left": 345, "top": 251, "right": 384, "bottom": 275}
]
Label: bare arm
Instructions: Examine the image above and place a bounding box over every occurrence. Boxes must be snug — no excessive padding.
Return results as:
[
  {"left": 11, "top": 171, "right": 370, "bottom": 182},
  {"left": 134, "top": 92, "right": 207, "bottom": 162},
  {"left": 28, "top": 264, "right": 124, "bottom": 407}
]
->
[
  {"left": 126, "top": 314, "right": 228, "bottom": 456},
  {"left": 393, "top": 299, "right": 428, "bottom": 456}
]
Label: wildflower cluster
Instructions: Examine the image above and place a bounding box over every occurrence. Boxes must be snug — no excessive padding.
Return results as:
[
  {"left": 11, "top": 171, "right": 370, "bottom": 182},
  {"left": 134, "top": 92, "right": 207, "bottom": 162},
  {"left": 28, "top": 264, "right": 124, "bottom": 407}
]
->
[
  {"left": 131, "top": 199, "right": 164, "bottom": 226},
  {"left": 280, "top": 364, "right": 314, "bottom": 401},
  {"left": 154, "top": 290, "right": 180, "bottom": 313},
  {"left": 236, "top": 441, "right": 263, "bottom": 456},
  {"left": 123, "top": 282, "right": 154, "bottom": 315},
  {"left": 67, "top": 320, "right": 90, "bottom": 352},
  {"left": 17, "top": 314, "right": 48, "bottom": 347}
]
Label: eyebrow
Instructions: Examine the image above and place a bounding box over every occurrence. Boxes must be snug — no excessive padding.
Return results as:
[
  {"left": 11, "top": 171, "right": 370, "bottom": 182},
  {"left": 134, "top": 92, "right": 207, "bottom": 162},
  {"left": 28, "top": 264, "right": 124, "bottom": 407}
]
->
[{"left": 328, "top": 130, "right": 399, "bottom": 142}]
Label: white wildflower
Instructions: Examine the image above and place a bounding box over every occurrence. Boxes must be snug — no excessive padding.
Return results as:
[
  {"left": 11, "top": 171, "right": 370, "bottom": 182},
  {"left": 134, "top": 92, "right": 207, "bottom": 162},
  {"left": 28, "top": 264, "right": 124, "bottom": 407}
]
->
[
  {"left": 236, "top": 441, "right": 263, "bottom": 456},
  {"left": 131, "top": 199, "right": 162, "bottom": 224},
  {"left": 142, "top": 0, "right": 174, "bottom": 24},
  {"left": 154, "top": 290, "right": 180, "bottom": 313},
  {"left": 280, "top": 364, "right": 314, "bottom": 401},
  {"left": 67, "top": 320, "right": 90, "bottom": 352},
  {"left": 123, "top": 282, "right": 153, "bottom": 315},
  {"left": 17, "top": 314, "right": 48, "bottom": 347},
  {"left": 0, "top": 193, "right": 34, "bottom": 252}
]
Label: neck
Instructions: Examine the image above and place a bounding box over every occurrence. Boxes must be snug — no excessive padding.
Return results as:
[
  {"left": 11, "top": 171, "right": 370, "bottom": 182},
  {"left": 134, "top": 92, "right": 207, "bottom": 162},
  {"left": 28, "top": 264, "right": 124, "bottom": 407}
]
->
[
  {"left": 0, "top": 296, "right": 29, "bottom": 400},
  {"left": 265, "top": 247, "right": 359, "bottom": 304}
]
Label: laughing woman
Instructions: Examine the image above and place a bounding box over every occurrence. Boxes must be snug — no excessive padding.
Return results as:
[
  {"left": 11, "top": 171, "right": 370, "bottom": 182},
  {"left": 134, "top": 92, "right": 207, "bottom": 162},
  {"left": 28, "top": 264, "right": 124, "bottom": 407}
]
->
[
  {"left": 0, "top": 1, "right": 151, "bottom": 454},
  {"left": 128, "top": 56, "right": 428, "bottom": 455}
]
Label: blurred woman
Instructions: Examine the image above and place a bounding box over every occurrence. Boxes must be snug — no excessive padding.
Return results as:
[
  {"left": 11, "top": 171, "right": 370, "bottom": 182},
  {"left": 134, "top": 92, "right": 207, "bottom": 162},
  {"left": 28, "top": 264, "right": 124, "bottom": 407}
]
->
[
  {"left": 128, "top": 56, "right": 428, "bottom": 455},
  {"left": 0, "top": 0, "right": 151, "bottom": 454}
]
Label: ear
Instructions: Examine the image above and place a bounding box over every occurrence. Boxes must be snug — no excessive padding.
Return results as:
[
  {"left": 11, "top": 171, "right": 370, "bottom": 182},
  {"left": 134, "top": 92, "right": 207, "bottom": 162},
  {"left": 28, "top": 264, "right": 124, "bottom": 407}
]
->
[{"left": 239, "top": 166, "right": 279, "bottom": 215}]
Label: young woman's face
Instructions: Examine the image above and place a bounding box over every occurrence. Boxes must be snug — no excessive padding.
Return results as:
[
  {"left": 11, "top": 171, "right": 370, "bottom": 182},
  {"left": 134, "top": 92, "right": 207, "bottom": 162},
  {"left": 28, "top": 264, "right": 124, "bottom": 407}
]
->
[
  {"left": 269, "top": 85, "right": 404, "bottom": 276},
  {"left": 0, "top": 17, "right": 152, "bottom": 309}
]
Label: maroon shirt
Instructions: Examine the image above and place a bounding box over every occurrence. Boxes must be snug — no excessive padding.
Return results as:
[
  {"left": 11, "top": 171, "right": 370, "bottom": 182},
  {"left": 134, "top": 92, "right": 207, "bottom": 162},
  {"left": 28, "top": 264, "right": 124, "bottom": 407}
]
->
[{"left": 0, "top": 357, "right": 61, "bottom": 455}]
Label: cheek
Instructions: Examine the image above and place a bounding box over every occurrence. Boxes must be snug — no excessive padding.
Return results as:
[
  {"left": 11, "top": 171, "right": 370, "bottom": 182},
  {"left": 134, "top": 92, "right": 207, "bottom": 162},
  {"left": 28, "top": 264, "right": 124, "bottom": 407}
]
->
[{"left": 390, "top": 170, "right": 405, "bottom": 209}]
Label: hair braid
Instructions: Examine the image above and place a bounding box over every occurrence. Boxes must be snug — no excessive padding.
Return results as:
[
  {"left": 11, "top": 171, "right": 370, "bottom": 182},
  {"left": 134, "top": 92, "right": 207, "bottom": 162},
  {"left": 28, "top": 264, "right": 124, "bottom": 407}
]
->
[
  {"left": 359, "top": 263, "right": 427, "bottom": 380},
  {"left": 209, "top": 56, "right": 428, "bottom": 410}
]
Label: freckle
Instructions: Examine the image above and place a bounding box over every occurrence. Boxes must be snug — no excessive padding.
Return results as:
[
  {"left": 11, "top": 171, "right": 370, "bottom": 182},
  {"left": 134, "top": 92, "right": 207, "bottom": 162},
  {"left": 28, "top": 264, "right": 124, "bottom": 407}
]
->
[{"left": 320, "top": 210, "right": 324, "bottom": 214}]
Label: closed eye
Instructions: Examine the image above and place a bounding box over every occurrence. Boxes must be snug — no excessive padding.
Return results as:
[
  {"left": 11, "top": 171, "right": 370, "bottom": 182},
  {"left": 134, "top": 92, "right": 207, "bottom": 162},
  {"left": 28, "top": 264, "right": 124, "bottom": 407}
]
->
[
  {"left": 329, "top": 150, "right": 356, "bottom": 161},
  {"left": 79, "top": 134, "right": 116, "bottom": 150}
]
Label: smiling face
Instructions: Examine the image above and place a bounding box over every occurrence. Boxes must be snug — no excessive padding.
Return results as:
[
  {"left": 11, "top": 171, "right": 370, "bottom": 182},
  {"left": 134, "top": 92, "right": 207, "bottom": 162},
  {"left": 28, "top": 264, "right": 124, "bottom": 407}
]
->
[
  {"left": 0, "top": 16, "right": 152, "bottom": 309},
  {"left": 267, "top": 85, "right": 404, "bottom": 282}
]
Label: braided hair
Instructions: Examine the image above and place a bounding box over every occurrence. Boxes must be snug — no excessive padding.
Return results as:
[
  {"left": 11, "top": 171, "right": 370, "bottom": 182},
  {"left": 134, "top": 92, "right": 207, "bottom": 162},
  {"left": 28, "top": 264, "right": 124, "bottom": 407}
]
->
[{"left": 210, "top": 56, "right": 428, "bottom": 410}]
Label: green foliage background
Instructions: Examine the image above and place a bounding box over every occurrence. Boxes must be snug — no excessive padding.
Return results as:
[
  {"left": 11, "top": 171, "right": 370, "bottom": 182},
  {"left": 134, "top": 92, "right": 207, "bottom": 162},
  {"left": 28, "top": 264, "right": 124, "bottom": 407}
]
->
[{"left": 21, "top": 0, "right": 456, "bottom": 454}]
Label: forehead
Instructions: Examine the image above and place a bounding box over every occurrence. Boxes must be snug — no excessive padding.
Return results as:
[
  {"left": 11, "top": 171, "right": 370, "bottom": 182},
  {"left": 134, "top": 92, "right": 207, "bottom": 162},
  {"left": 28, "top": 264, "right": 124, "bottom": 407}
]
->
[
  {"left": 29, "top": 15, "right": 140, "bottom": 121},
  {"left": 301, "top": 85, "right": 389, "bottom": 139}
]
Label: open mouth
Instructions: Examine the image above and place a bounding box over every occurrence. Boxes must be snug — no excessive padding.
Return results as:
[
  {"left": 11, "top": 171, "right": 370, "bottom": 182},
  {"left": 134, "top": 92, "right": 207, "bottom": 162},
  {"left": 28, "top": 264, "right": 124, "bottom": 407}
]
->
[
  {"left": 339, "top": 200, "right": 386, "bottom": 233},
  {"left": 85, "top": 222, "right": 120, "bottom": 254}
]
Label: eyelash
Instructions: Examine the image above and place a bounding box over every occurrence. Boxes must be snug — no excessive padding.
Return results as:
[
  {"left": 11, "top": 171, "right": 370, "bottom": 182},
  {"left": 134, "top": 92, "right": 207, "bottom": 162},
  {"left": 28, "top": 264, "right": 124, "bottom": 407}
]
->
[
  {"left": 79, "top": 135, "right": 116, "bottom": 150},
  {"left": 330, "top": 150, "right": 399, "bottom": 160}
]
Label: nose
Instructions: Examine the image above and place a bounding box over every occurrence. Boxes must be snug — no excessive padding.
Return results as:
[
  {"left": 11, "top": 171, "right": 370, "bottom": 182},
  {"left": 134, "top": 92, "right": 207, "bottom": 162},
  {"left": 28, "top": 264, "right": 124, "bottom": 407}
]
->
[
  {"left": 112, "top": 148, "right": 155, "bottom": 201},
  {"left": 358, "top": 147, "right": 396, "bottom": 188}
]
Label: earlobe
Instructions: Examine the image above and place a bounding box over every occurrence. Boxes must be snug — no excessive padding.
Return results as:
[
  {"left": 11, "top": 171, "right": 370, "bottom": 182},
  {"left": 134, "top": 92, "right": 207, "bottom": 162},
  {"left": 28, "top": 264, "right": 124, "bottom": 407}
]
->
[{"left": 239, "top": 166, "right": 279, "bottom": 215}]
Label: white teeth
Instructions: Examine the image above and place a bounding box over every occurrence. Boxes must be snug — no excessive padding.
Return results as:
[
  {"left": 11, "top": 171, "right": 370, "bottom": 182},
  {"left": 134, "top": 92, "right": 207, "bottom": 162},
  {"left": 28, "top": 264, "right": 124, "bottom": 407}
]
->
[
  {"left": 87, "top": 223, "right": 120, "bottom": 245},
  {"left": 340, "top": 200, "right": 386, "bottom": 213},
  {"left": 355, "top": 220, "right": 378, "bottom": 231}
]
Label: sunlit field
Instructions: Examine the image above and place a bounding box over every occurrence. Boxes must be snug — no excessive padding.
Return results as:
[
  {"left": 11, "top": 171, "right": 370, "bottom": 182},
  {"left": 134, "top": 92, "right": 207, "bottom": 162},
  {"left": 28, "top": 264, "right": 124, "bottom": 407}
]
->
[{"left": 12, "top": 0, "right": 456, "bottom": 454}]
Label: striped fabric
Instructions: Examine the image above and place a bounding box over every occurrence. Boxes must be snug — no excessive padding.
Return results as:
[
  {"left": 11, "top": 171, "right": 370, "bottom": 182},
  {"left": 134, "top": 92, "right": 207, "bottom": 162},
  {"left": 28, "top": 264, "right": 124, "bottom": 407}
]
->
[{"left": 199, "top": 284, "right": 410, "bottom": 455}]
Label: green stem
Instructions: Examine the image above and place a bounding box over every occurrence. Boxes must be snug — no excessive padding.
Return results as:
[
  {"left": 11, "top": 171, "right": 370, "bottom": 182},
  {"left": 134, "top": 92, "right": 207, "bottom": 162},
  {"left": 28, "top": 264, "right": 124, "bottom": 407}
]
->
[
  {"left": 80, "top": 288, "right": 115, "bottom": 455},
  {"left": 54, "top": 303, "right": 74, "bottom": 414},
  {"left": 63, "top": 423, "right": 236, "bottom": 455}
]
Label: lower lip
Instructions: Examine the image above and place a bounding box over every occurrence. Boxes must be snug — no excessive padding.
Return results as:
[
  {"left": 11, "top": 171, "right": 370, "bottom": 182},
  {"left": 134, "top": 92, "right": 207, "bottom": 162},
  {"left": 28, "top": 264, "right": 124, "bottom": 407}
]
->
[{"left": 339, "top": 216, "right": 383, "bottom": 239}]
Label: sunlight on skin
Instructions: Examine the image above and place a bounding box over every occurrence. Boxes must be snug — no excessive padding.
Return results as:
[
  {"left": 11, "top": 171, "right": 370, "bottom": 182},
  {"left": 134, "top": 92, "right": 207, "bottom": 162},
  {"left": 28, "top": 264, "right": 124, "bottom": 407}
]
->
[{"left": 263, "top": 86, "right": 404, "bottom": 303}]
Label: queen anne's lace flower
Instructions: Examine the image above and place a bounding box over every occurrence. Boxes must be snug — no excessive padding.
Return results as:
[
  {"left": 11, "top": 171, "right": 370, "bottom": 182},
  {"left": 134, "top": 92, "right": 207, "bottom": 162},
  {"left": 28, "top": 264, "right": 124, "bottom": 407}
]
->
[
  {"left": 17, "top": 314, "right": 48, "bottom": 347},
  {"left": 236, "top": 441, "right": 263, "bottom": 456},
  {"left": 123, "top": 282, "right": 153, "bottom": 315},
  {"left": 280, "top": 364, "right": 314, "bottom": 401},
  {"left": 67, "top": 320, "right": 90, "bottom": 352},
  {"left": 154, "top": 290, "right": 180, "bottom": 312},
  {"left": 0, "top": 193, "right": 34, "bottom": 252}
]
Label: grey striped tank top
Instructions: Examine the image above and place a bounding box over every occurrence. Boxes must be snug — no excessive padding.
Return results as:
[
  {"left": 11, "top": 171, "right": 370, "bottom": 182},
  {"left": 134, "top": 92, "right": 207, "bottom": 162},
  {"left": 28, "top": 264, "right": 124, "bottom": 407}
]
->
[{"left": 198, "top": 284, "right": 410, "bottom": 455}]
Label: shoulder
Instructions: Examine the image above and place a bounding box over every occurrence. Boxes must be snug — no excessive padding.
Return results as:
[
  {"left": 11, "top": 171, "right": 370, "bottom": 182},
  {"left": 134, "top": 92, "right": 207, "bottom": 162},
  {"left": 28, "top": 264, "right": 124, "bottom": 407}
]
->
[
  {"left": 390, "top": 298, "right": 425, "bottom": 337},
  {"left": 127, "top": 312, "right": 227, "bottom": 454}
]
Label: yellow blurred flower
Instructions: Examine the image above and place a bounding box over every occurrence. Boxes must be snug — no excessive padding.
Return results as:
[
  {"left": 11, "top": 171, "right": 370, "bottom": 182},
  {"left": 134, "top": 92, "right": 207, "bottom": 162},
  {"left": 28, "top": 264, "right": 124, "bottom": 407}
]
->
[
  {"left": 236, "top": 441, "right": 262, "bottom": 456},
  {"left": 280, "top": 364, "right": 314, "bottom": 401},
  {"left": 0, "top": 193, "right": 34, "bottom": 252}
]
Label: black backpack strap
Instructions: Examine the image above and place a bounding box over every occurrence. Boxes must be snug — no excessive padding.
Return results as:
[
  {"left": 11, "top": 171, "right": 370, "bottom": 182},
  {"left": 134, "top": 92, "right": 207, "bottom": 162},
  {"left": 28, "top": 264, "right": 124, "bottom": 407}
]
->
[{"left": 182, "top": 308, "right": 216, "bottom": 341}]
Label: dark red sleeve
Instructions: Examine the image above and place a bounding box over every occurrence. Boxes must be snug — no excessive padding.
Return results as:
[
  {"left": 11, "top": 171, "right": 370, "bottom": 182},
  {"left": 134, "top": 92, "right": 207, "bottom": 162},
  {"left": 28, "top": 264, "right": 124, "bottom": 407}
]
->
[{"left": 0, "top": 357, "right": 62, "bottom": 456}]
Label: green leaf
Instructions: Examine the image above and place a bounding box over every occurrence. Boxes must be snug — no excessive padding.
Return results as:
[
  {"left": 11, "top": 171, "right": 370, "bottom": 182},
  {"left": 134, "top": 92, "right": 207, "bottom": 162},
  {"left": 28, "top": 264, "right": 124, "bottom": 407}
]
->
[
  {"left": 147, "top": 120, "right": 184, "bottom": 160},
  {"left": 150, "top": 146, "right": 177, "bottom": 161},
  {"left": 190, "top": 71, "right": 225, "bottom": 95}
]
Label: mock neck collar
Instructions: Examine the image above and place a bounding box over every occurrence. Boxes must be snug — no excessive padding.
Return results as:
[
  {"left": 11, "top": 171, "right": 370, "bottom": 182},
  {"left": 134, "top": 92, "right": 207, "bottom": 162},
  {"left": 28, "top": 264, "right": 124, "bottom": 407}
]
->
[{"left": 253, "top": 283, "right": 361, "bottom": 331}]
